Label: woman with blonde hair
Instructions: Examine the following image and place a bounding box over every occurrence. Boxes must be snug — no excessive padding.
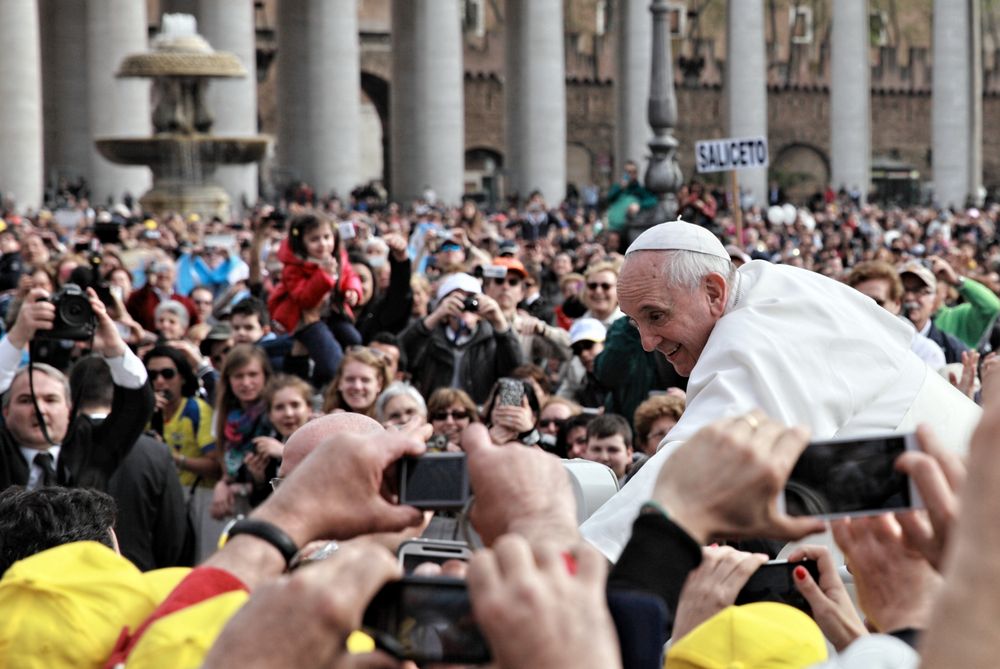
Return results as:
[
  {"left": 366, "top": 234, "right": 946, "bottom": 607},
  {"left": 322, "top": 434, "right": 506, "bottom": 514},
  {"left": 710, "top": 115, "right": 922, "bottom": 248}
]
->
[{"left": 322, "top": 346, "right": 391, "bottom": 417}]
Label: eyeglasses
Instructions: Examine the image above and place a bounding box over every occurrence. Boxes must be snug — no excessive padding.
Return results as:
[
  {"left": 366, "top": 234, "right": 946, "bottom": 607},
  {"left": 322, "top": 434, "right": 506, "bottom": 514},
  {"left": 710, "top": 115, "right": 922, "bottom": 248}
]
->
[
  {"left": 587, "top": 282, "right": 614, "bottom": 292},
  {"left": 431, "top": 409, "right": 471, "bottom": 421},
  {"left": 540, "top": 418, "right": 567, "bottom": 429},
  {"left": 491, "top": 276, "right": 522, "bottom": 287},
  {"left": 211, "top": 347, "right": 232, "bottom": 364},
  {"left": 148, "top": 368, "right": 177, "bottom": 381},
  {"left": 270, "top": 477, "right": 283, "bottom": 491},
  {"left": 902, "top": 285, "right": 934, "bottom": 297}
]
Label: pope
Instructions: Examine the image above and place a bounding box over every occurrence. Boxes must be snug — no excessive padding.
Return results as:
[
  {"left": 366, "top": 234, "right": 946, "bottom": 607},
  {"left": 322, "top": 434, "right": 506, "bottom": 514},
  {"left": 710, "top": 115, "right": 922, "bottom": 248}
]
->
[{"left": 581, "top": 220, "right": 982, "bottom": 560}]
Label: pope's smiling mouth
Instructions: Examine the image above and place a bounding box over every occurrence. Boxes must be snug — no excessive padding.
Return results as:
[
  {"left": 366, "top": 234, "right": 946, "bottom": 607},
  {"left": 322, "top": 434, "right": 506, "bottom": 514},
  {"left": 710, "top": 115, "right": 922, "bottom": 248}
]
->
[{"left": 666, "top": 343, "right": 681, "bottom": 357}]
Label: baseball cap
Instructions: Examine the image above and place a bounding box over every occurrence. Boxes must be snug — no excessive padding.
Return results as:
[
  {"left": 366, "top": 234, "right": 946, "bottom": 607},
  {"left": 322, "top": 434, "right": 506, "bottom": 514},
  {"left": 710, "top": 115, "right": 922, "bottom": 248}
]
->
[
  {"left": 898, "top": 261, "right": 937, "bottom": 290},
  {"left": 435, "top": 272, "right": 482, "bottom": 302},
  {"left": 569, "top": 318, "right": 607, "bottom": 345},
  {"left": 0, "top": 541, "right": 187, "bottom": 669},
  {"left": 498, "top": 240, "right": 519, "bottom": 257},
  {"left": 491, "top": 256, "right": 528, "bottom": 278},
  {"left": 665, "top": 602, "right": 827, "bottom": 669}
]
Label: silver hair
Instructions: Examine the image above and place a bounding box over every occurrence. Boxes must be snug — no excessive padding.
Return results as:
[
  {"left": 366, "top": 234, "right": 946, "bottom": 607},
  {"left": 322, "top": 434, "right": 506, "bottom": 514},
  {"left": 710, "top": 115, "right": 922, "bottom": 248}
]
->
[
  {"left": 2, "top": 363, "right": 71, "bottom": 409},
  {"left": 658, "top": 250, "right": 736, "bottom": 290},
  {"left": 374, "top": 381, "right": 428, "bottom": 423},
  {"left": 154, "top": 299, "right": 190, "bottom": 329}
]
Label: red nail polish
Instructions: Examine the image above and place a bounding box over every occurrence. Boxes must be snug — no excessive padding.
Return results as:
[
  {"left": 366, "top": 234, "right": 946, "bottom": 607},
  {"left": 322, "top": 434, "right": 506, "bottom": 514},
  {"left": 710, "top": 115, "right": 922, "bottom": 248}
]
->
[
  {"left": 709, "top": 542, "right": 718, "bottom": 548},
  {"left": 794, "top": 566, "right": 807, "bottom": 581}
]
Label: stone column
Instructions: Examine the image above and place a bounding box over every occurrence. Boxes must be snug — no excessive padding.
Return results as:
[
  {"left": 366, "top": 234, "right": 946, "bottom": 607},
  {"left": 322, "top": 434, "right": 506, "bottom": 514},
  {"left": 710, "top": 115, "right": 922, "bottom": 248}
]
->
[
  {"left": 198, "top": 0, "right": 259, "bottom": 211},
  {"left": 390, "top": 0, "right": 464, "bottom": 205},
  {"left": 0, "top": 0, "right": 43, "bottom": 211},
  {"left": 724, "top": 0, "right": 767, "bottom": 206},
  {"left": 830, "top": 0, "right": 870, "bottom": 203},
  {"left": 87, "top": 0, "right": 151, "bottom": 205},
  {"left": 614, "top": 0, "right": 652, "bottom": 176},
  {"left": 505, "top": 0, "right": 566, "bottom": 205},
  {"left": 932, "top": 0, "right": 982, "bottom": 208},
  {"left": 40, "top": 0, "right": 91, "bottom": 194},
  {"left": 277, "top": 0, "right": 360, "bottom": 199}
]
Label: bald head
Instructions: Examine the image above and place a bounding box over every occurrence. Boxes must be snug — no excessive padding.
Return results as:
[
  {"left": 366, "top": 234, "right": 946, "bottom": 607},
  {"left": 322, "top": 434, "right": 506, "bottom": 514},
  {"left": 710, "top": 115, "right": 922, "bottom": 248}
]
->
[{"left": 279, "top": 413, "right": 384, "bottom": 476}]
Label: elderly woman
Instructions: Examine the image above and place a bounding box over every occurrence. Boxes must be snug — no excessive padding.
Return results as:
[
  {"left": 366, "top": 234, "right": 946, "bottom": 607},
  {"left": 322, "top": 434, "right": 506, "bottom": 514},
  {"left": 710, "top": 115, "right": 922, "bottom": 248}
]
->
[
  {"left": 374, "top": 381, "right": 427, "bottom": 430},
  {"left": 426, "top": 387, "right": 480, "bottom": 451},
  {"left": 154, "top": 299, "right": 190, "bottom": 341}
]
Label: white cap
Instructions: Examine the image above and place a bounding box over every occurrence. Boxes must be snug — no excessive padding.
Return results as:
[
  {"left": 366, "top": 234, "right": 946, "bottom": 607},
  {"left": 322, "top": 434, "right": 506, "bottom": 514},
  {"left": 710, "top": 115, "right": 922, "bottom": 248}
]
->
[
  {"left": 435, "top": 272, "right": 482, "bottom": 302},
  {"left": 569, "top": 318, "right": 607, "bottom": 345},
  {"left": 625, "top": 220, "right": 728, "bottom": 260}
]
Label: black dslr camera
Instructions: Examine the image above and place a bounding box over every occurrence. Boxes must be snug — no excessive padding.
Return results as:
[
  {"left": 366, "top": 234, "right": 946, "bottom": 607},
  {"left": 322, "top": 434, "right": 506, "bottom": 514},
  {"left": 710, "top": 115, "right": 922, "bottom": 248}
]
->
[{"left": 35, "top": 284, "right": 96, "bottom": 341}]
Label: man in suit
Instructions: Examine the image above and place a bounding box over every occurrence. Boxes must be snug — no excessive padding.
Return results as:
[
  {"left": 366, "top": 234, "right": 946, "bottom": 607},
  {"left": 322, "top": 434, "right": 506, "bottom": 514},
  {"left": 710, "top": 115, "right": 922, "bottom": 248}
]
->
[{"left": 0, "top": 287, "right": 153, "bottom": 491}]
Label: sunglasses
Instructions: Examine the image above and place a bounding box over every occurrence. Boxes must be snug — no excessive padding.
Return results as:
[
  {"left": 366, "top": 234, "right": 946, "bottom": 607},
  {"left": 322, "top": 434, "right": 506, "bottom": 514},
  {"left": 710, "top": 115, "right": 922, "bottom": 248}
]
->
[
  {"left": 572, "top": 341, "right": 598, "bottom": 355},
  {"left": 491, "top": 276, "right": 522, "bottom": 287},
  {"left": 539, "top": 418, "right": 567, "bottom": 429},
  {"left": 148, "top": 368, "right": 177, "bottom": 381},
  {"left": 431, "top": 409, "right": 471, "bottom": 421},
  {"left": 211, "top": 346, "right": 232, "bottom": 364},
  {"left": 587, "top": 282, "right": 614, "bottom": 291}
]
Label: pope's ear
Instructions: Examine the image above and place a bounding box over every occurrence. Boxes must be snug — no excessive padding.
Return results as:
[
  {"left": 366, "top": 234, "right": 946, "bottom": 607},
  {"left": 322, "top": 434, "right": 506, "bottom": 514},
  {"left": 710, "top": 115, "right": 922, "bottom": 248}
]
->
[{"left": 703, "top": 272, "right": 727, "bottom": 316}]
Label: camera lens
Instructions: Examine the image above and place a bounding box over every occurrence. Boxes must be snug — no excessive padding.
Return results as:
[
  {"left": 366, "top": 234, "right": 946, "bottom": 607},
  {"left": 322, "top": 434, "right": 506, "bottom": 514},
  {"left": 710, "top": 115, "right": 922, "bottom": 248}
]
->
[{"left": 462, "top": 296, "right": 479, "bottom": 313}]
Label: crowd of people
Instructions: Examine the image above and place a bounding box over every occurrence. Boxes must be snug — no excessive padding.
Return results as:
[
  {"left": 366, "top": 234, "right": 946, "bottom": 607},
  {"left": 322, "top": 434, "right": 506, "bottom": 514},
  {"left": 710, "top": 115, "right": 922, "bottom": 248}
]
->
[{"left": 1, "top": 174, "right": 1000, "bottom": 668}]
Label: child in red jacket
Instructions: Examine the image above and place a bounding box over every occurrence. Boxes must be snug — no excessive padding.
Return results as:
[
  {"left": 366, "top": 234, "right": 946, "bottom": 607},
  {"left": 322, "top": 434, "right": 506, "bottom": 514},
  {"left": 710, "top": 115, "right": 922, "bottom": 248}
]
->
[{"left": 268, "top": 213, "right": 363, "bottom": 376}]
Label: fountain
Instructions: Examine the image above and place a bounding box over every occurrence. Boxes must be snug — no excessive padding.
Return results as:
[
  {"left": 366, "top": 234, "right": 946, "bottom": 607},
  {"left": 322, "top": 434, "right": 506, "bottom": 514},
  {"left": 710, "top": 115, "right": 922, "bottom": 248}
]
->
[{"left": 96, "top": 14, "right": 268, "bottom": 219}]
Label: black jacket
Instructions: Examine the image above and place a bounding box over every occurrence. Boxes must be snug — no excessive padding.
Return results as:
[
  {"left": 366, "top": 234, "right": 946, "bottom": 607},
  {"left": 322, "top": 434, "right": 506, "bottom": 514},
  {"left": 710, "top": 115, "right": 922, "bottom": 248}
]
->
[
  {"left": 926, "top": 320, "right": 969, "bottom": 365},
  {"left": 400, "top": 317, "right": 524, "bottom": 405},
  {"left": 0, "top": 378, "right": 155, "bottom": 491}
]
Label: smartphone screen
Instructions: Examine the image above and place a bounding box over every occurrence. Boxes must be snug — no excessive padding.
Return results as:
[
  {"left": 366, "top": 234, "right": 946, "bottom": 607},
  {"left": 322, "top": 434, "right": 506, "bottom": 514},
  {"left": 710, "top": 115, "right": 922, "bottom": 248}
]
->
[
  {"left": 735, "top": 559, "right": 819, "bottom": 614},
  {"left": 364, "top": 577, "right": 490, "bottom": 664},
  {"left": 398, "top": 540, "right": 472, "bottom": 574},
  {"left": 399, "top": 453, "right": 470, "bottom": 510},
  {"left": 783, "top": 434, "right": 915, "bottom": 518}
]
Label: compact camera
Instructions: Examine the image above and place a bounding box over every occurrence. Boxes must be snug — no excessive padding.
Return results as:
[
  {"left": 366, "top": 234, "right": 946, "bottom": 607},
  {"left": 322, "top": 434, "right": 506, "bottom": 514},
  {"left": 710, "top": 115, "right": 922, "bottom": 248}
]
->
[
  {"left": 36, "top": 284, "right": 96, "bottom": 341},
  {"left": 461, "top": 295, "right": 480, "bottom": 312}
]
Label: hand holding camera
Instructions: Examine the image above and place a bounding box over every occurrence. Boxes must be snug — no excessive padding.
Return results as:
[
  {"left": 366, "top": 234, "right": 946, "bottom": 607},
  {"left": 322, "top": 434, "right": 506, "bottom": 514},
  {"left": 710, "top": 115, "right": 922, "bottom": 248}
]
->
[{"left": 7, "top": 288, "right": 57, "bottom": 349}]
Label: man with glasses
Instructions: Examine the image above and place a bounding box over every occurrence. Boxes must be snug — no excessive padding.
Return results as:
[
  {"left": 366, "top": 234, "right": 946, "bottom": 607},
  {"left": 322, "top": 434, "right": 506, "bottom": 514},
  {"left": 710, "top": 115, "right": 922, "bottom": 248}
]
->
[
  {"left": 581, "top": 262, "right": 624, "bottom": 327},
  {"left": 484, "top": 256, "right": 570, "bottom": 368},
  {"left": 899, "top": 262, "right": 968, "bottom": 364}
]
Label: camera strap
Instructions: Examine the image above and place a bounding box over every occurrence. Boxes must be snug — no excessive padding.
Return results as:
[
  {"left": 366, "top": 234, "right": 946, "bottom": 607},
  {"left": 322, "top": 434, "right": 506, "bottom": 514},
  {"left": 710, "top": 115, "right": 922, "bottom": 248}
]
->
[{"left": 27, "top": 336, "right": 91, "bottom": 449}]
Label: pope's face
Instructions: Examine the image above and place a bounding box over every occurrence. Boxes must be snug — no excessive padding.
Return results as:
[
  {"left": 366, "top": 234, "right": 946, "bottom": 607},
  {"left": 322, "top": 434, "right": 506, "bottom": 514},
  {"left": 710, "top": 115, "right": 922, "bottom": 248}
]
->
[{"left": 618, "top": 252, "right": 727, "bottom": 377}]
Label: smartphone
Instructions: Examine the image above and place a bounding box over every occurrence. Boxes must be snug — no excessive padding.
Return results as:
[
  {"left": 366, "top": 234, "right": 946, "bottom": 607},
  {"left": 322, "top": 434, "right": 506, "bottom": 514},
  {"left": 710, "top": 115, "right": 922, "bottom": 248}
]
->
[
  {"left": 496, "top": 378, "right": 525, "bottom": 407},
  {"left": 337, "top": 221, "right": 356, "bottom": 240},
  {"left": 735, "top": 559, "right": 820, "bottom": 614},
  {"left": 397, "top": 539, "right": 472, "bottom": 574},
  {"left": 363, "top": 576, "right": 490, "bottom": 664},
  {"left": 399, "top": 452, "right": 471, "bottom": 511},
  {"left": 779, "top": 433, "right": 922, "bottom": 519}
]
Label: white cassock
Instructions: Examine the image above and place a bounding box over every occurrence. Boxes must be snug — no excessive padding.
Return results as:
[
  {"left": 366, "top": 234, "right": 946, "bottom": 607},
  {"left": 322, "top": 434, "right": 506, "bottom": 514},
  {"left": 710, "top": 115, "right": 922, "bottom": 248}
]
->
[{"left": 581, "top": 260, "right": 982, "bottom": 561}]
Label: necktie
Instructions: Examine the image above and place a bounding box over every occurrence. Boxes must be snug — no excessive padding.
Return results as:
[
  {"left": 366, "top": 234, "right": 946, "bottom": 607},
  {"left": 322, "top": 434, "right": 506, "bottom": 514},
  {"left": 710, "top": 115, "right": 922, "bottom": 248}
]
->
[{"left": 33, "top": 452, "right": 57, "bottom": 487}]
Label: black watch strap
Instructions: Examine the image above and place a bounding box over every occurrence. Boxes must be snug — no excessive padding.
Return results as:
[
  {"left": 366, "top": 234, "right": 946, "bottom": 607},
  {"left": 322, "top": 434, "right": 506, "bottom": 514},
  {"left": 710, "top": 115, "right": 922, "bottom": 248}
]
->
[{"left": 226, "top": 518, "right": 299, "bottom": 568}]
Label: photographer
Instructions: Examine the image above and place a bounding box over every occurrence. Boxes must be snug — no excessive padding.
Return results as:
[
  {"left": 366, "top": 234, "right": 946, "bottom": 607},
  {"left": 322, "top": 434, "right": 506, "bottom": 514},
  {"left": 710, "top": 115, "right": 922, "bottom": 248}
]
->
[
  {"left": 400, "top": 272, "right": 523, "bottom": 404},
  {"left": 0, "top": 287, "right": 153, "bottom": 491}
]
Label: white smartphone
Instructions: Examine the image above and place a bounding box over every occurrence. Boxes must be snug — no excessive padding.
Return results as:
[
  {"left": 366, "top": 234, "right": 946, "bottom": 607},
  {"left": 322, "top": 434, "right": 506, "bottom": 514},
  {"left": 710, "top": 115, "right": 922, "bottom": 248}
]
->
[
  {"left": 777, "top": 432, "right": 923, "bottom": 520},
  {"left": 397, "top": 539, "right": 472, "bottom": 574}
]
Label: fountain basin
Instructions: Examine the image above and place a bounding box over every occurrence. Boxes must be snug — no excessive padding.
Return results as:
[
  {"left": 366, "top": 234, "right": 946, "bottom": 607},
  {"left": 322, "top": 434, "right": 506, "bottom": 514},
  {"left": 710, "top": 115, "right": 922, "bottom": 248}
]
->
[{"left": 95, "top": 134, "right": 268, "bottom": 167}]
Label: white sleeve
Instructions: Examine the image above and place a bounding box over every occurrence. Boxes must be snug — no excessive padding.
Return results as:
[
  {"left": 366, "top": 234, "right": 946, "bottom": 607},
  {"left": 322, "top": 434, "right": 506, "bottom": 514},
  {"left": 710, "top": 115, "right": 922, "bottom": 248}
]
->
[
  {"left": 103, "top": 347, "right": 148, "bottom": 389},
  {"left": 808, "top": 634, "right": 919, "bottom": 669},
  {"left": 0, "top": 336, "right": 24, "bottom": 395}
]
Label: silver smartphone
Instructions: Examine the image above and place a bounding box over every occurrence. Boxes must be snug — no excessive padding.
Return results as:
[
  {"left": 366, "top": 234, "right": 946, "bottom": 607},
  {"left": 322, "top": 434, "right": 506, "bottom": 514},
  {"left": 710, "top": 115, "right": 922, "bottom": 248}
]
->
[
  {"left": 397, "top": 539, "right": 472, "bottom": 574},
  {"left": 777, "top": 432, "right": 923, "bottom": 520}
]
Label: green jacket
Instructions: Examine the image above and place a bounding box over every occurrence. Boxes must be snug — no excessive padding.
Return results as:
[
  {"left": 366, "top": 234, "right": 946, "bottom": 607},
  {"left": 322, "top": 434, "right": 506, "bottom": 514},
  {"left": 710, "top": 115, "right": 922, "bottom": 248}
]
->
[
  {"left": 605, "top": 181, "right": 658, "bottom": 231},
  {"left": 934, "top": 277, "right": 1000, "bottom": 349},
  {"left": 593, "top": 316, "right": 659, "bottom": 426}
]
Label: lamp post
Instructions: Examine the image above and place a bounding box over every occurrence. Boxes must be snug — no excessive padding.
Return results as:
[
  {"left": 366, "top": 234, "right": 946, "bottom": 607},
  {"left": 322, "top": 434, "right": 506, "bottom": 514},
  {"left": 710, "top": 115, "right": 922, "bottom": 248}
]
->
[{"left": 633, "top": 0, "right": 682, "bottom": 242}]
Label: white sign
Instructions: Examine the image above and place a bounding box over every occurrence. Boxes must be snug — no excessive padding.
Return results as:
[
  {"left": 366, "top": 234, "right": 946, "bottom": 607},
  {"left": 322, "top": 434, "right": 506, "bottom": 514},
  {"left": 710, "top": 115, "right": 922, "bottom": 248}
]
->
[{"left": 695, "top": 136, "right": 769, "bottom": 174}]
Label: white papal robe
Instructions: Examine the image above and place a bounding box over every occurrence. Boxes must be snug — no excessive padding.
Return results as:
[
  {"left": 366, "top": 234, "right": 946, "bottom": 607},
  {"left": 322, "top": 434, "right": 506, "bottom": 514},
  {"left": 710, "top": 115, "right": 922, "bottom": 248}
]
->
[{"left": 581, "top": 260, "right": 981, "bottom": 560}]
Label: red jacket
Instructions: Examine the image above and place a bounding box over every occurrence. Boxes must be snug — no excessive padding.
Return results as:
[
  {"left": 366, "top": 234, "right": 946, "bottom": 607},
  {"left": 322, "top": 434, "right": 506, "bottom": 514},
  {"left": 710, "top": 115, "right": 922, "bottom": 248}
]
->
[{"left": 267, "top": 238, "right": 362, "bottom": 333}]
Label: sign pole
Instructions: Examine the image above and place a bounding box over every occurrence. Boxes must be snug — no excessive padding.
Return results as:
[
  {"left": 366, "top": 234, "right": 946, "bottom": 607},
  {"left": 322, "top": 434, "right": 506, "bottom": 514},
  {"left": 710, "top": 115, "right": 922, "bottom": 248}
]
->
[{"left": 730, "top": 170, "right": 743, "bottom": 245}]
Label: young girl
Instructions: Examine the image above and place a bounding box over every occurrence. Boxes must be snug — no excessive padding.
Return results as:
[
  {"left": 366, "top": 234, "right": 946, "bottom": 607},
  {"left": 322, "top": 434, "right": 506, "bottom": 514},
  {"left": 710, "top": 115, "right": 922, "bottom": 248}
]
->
[
  {"left": 211, "top": 344, "right": 274, "bottom": 520},
  {"left": 269, "top": 213, "right": 363, "bottom": 333}
]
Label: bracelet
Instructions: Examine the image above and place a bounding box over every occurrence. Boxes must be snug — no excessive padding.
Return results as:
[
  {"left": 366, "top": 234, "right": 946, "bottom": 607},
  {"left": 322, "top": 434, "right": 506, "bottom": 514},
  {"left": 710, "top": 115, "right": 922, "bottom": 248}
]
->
[
  {"left": 640, "top": 500, "right": 670, "bottom": 519},
  {"left": 225, "top": 518, "right": 300, "bottom": 569}
]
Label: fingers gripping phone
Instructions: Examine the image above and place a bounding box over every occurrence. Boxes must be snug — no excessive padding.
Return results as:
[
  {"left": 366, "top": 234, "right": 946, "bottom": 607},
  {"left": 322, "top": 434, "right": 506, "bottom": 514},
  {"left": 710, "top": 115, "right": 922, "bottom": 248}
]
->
[
  {"left": 735, "top": 559, "right": 820, "bottom": 614},
  {"left": 778, "top": 433, "right": 923, "bottom": 519},
  {"left": 397, "top": 539, "right": 472, "bottom": 574},
  {"left": 363, "top": 576, "right": 491, "bottom": 664}
]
